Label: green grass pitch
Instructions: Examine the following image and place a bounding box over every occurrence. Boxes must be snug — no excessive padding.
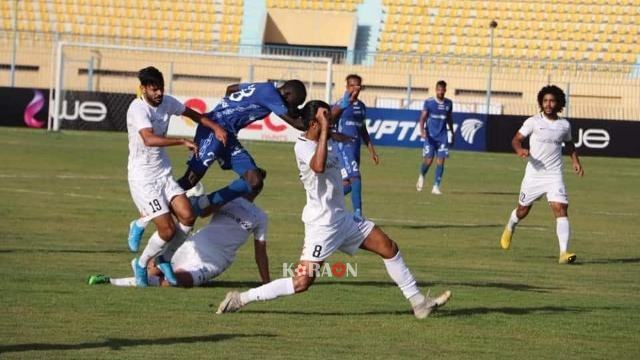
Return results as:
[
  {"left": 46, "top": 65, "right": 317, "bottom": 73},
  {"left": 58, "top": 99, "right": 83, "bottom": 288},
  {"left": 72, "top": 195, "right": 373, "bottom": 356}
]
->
[{"left": 1, "top": 127, "right": 639, "bottom": 359}]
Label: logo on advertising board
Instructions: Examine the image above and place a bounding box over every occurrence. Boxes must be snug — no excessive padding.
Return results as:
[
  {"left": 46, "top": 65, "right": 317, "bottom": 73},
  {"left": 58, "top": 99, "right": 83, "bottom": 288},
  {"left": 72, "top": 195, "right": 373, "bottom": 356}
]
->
[
  {"left": 24, "top": 90, "right": 47, "bottom": 128},
  {"left": 364, "top": 108, "right": 487, "bottom": 152}
]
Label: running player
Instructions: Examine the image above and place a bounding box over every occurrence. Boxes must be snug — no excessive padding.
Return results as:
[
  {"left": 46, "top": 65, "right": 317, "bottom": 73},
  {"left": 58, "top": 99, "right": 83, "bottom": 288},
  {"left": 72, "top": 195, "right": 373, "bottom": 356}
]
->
[{"left": 500, "top": 85, "right": 584, "bottom": 264}]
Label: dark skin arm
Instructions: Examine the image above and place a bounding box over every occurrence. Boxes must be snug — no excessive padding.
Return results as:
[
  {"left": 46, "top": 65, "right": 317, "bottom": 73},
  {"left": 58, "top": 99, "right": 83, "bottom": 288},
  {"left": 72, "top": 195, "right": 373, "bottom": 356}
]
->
[
  {"left": 511, "top": 132, "right": 529, "bottom": 158},
  {"left": 359, "top": 124, "right": 379, "bottom": 165},
  {"left": 254, "top": 240, "right": 270, "bottom": 284},
  {"left": 446, "top": 108, "right": 454, "bottom": 147},
  {"left": 181, "top": 106, "right": 227, "bottom": 146},
  {"left": 564, "top": 141, "right": 584, "bottom": 177}
]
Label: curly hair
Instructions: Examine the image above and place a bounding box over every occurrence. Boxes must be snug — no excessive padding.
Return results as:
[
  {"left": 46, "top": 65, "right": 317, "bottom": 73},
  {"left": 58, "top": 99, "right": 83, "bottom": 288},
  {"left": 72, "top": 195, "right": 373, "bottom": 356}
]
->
[{"left": 537, "top": 85, "right": 566, "bottom": 113}]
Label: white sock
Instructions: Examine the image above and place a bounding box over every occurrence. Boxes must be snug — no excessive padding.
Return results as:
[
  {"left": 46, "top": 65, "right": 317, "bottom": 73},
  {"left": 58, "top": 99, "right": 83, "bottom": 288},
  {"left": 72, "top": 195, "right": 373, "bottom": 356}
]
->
[
  {"left": 135, "top": 218, "right": 149, "bottom": 228},
  {"left": 161, "top": 222, "right": 192, "bottom": 261},
  {"left": 507, "top": 209, "right": 520, "bottom": 231},
  {"left": 138, "top": 232, "right": 168, "bottom": 267},
  {"left": 383, "top": 251, "right": 421, "bottom": 300},
  {"left": 556, "top": 217, "right": 570, "bottom": 253},
  {"left": 240, "top": 278, "right": 295, "bottom": 305},
  {"left": 110, "top": 276, "right": 160, "bottom": 287},
  {"left": 110, "top": 277, "right": 136, "bottom": 287}
]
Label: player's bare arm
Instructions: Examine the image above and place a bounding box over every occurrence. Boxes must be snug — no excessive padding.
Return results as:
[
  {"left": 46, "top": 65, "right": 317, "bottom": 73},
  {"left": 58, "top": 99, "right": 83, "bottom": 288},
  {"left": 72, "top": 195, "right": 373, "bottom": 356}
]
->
[
  {"left": 565, "top": 141, "right": 584, "bottom": 177},
  {"left": 330, "top": 86, "right": 361, "bottom": 120},
  {"left": 446, "top": 110, "right": 454, "bottom": 147},
  {"left": 309, "top": 108, "right": 331, "bottom": 173},
  {"left": 181, "top": 106, "right": 228, "bottom": 146},
  {"left": 360, "top": 124, "right": 379, "bottom": 165},
  {"left": 138, "top": 128, "right": 198, "bottom": 156},
  {"left": 254, "top": 240, "right": 270, "bottom": 284},
  {"left": 418, "top": 110, "right": 428, "bottom": 138},
  {"left": 511, "top": 132, "right": 529, "bottom": 158},
  {"left": 279, "top": 112, "right": 306, "bottom": 131}
]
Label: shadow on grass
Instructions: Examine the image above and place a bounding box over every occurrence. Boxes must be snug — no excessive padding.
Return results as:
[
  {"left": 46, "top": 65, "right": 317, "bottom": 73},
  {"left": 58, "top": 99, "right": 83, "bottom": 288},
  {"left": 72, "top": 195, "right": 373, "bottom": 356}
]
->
[
  {"left": 0, "top": 248, "right": 125, "bottom": 254},
  {"left": 241, "top": 306, "right": 586, "bottom": 317},
  {"left": 204, "top": 280, "right": 557, "bottom": 293},
  {"left": 579, "top": 257, "right": 640, "bottom": 265},
  {"left": 380, "top": 223, "right": 503, "bottom": 230},
  {"left": 0, "top": 333, "right": 276, "bottom": 354}
]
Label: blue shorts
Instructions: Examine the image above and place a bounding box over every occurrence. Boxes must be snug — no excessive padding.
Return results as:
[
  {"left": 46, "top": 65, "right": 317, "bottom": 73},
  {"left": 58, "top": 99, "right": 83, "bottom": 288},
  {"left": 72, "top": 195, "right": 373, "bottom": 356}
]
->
[
  {"left": 187, "top": 125, "right": 257, "bottom": 177},
  {"left": 338, "top": 142, "right": 361, "bottom": 180},
  {"left": 422, "top": 136, "right": 449, "bottom": 159}
]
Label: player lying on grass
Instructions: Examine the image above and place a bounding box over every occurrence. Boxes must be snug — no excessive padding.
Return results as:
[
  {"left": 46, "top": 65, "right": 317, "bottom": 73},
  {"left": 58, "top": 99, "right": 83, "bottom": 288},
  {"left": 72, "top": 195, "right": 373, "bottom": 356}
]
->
[
  {"left": 216, "top": 100, "right": 451, "bottom": 319},
  {"left": 90, "top": 174, "right": 270, "bottom": 287}
]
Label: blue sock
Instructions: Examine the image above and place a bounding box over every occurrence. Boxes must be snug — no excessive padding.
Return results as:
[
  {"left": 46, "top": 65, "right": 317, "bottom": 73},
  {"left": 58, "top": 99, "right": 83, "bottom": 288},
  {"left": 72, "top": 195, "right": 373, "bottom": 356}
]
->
[
  {"left": 435, "top": 164, "right": 444, "bottom": 186},
  {"left": 420, "top": 162, "right": 430, "bottom": 176},
  {"left": 351, "top": 178, "right": 362, "bottom": 214},
  {"left": 207, "top": 178, "right": 252, "bottom": 206},
  {"left": 343, "top": 182, "right": 352, "bottom": 195}
]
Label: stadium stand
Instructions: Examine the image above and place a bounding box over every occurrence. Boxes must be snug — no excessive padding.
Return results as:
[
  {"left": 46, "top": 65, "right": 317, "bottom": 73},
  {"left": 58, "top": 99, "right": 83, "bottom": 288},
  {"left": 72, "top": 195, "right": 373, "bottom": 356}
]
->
[{"left": 378, "top": 0, "right": 640, "bottom": 65}]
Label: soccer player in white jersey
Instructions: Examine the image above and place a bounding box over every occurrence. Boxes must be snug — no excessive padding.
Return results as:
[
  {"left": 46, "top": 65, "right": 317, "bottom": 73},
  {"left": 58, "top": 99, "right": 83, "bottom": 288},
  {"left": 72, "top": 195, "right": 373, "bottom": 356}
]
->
[
  {"left": 127, "top": 66, "right": 227, "bottom": 287},
  {"left": 216, "top": 100, "right": 451, "bottom": 319},
  {"left": 89, "top": 183, "right": 270, "bottom": 288},
  {"left": 500, "top": 85, "right": 584, "bottom": 264}
]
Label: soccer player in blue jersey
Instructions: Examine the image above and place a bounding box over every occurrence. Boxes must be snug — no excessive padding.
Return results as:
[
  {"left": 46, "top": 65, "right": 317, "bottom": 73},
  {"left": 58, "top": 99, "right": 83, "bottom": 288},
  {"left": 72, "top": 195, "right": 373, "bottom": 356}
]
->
[
  {"left": 331, "top": 74, "right": 379, "bottom": 221},
  {"left": 416, "top": 80, "right": 454, "bottom": 195},
  {"left": 127, "top": 80, "right": 307, "bottom": 251}
]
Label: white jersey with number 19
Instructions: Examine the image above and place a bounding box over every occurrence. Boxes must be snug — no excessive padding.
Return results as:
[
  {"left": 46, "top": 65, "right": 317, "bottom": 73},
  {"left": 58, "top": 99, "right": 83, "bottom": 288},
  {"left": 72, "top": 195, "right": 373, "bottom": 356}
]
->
[{"left": 126, "top": 95, "right": 185, "bottom": 181}]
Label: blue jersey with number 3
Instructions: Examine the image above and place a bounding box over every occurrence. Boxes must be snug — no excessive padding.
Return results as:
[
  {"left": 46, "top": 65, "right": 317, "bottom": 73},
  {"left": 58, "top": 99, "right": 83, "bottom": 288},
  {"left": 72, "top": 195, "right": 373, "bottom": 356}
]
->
[{"left": 207, "top": 82, "right": 289, "bottom": 134}]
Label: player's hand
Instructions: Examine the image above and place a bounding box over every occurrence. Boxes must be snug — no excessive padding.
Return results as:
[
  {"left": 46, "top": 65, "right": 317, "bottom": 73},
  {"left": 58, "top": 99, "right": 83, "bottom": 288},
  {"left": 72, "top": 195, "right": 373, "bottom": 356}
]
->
[
  {"left": 215, "top": 127, "right": 228, "bottom": 147},
  {"left": 183, "top": 139, "right": 198, "bottom": 158},
  {"left": 371, "top": 152, "right": 380, "bottom": 165},
  {"left": 316, "top": 107, "right": 330, "bottom": 129},
  {"left": 516, "top": 148, "right": 529, "bottom": 159},
  {"left": 349, "top": 85, "right": 361, "bottom": 102},
  {"left": 420, "top": 130, "right": 427, "bottom": 139},
  {"left": 573, "top": 162, "right": 584, "bottom": 177}
]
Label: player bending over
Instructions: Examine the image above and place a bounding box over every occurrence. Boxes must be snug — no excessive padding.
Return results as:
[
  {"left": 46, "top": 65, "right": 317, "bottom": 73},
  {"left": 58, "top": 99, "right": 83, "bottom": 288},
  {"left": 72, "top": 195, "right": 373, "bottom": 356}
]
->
[
  {"left": 90, "top": 175, "right": 270, "bottom": 287},
  {"left": 216, "top": 100, "right": 451, "bottom": 319}
]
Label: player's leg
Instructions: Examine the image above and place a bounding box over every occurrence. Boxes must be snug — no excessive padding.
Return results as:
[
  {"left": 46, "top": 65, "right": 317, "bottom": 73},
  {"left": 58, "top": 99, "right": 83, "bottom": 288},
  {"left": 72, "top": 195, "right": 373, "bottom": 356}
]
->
[
  {"left": 349, "top": 147, "right": 363, "bottom": 219},
  {"left": 547, "top": 180, "right": 575, "bottom": 263},
  {"left": 417, "top": 140, "right": 435, "bottom": 191},
  {"left": 431, "top": 141, "right": 449, "bottom": 195},
  {"left": 501, "top": 176, "right": 541, "bottom": 250},
  {"left": 206, "top": 138, "right": 261, "bottom": 207},
  {"left": 176, "top": 126, "right": 222, "bottom": 191},
  {"left": 339, "top": 145, "right": 353, "bottom": 195},
  {"left": 359, "top": 226, "right": 451, "bottom": 318},
  {"left": 127, "top": 216, "right": 149, "bottom": 253}
]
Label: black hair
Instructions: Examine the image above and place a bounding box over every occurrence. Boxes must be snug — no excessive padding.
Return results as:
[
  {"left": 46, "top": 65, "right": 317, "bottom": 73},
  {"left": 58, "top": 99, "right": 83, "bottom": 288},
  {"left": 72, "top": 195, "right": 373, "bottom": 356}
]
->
[
  {"left": 280, "top": 79, "right": 307, "bottom": 107},
  {"left": 436, "top": 80, "right": 447, "bottom": 88},
  {"left": 345, "top": 74, "right": 362, "bottom": 83},
  {"left": 301, "top": 100, "right": 330, "bottom": 130},
  {"left": 138, "top": 66, "right": 164, "bottom": 87},
  {"left": 537, "top": 85, "right": 566, "bottom": 112}
]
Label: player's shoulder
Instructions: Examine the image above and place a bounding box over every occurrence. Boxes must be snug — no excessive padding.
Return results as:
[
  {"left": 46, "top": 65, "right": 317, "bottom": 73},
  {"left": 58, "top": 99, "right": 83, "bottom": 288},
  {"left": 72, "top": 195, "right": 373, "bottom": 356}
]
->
[
  {"left": 425, "top": 96, "right": 436, "bottom": 103},
  {"left": 127, "top": 97, "right": 149, "bottom": 115},
  {"left": 444, "top": 97, "right": 453, "bottom": 105},
  {"left": 294, "top": 135, "right": 315, "bottom": 154}
]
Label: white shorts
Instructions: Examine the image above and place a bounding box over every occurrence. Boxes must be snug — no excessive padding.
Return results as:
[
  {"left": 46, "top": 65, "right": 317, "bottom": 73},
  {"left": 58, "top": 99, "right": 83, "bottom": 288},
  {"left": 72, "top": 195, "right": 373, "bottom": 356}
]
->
[
  {"left": 171, "top": 240, "right": 229, "bottom": 286},
  {"left": 128, "top": 174, "right": 185, "bottom": 222},
  {"left": 300, "top": 215, "right": 375, "bottom": 262},
  {"left": 518, "top": 174, "right": 568, "bottom": 206}
]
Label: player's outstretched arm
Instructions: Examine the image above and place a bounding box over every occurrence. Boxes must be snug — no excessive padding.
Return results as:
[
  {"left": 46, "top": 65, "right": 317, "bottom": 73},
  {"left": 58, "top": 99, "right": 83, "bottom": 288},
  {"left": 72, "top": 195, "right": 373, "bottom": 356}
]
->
[
  {"left": 279, "top": 113, "right": 307, "bottom": 131},
  {"left": 565, "top": 141, "right": 584, "bottom": 177},
  {"left": 254, "top": 240, "right": 270, "bottom": 284},
  {"left": 138, "top": 128, "right": 197, "bottom": 155},
  {"left": 181, "top": 107, "right": 228, "bottom": 146},
  {"left": 511, "top": 132, "right": 529, "bottom": 158}
]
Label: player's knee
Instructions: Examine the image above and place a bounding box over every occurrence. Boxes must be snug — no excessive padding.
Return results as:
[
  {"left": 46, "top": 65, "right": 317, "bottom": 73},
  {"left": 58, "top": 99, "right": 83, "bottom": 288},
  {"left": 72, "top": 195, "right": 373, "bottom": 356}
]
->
[
  {"left": 157, "top": 221, "right": 176, "bottom": 241},
  {"left": 178, "top": 168, "right": 204, "bottom": 191},
  {"left": 244, "top": 169, "right": 264, "bottom": 192}
]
